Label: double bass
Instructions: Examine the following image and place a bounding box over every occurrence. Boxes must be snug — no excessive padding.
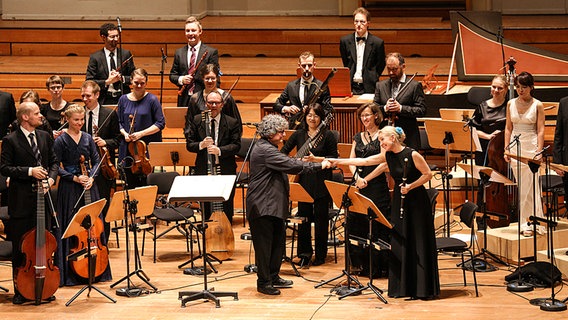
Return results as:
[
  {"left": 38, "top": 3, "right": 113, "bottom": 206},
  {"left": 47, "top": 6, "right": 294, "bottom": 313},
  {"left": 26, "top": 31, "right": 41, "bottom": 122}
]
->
[
  {"left": 15, "top": 179, "right": 60, "bottom": 304},
  {"left": 69, "top": 155, "right": 109, "bottom": 279}
]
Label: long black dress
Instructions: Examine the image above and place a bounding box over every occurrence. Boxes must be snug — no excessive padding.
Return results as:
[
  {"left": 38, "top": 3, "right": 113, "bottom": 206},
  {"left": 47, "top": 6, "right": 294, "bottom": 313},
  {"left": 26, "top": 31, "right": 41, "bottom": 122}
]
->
[
  {"left": 386, "top": 147, "right": 439, "bottom": 299},
  {"left": 471, "top": 99, "right": 507, "bottom": 165},
  {"left": 349, "top": 132, "right": 391, "bottom": 277},
  {"left": 53, "top": 132, "right": 112, "bottom": 286}
]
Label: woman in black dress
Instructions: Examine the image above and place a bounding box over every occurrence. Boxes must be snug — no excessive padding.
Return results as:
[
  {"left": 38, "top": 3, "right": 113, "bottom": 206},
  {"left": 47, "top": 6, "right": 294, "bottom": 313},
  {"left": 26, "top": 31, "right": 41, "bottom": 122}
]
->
[
  {"left": 331, "top": 126, "right": 439, "bottom": 300},
  {"left": 281, "top": 103, "right": 337, "bottom": 266},
  {"left": 41, "top": 75, "right": 71, "bottom": 138}
]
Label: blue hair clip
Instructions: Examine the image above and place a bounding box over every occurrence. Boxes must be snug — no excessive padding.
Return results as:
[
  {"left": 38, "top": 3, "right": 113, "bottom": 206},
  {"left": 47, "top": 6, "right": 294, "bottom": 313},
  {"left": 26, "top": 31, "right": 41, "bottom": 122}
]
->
[{"left": 395, "top": 126, "right": 404, "bottom": 135}]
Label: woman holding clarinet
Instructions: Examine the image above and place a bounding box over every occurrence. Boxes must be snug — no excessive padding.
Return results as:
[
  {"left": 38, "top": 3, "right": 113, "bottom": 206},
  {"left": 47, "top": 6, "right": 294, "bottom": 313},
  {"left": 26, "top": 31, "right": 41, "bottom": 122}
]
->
[{"left": 331, "top": 126, "right": 439, "bottom": 300}]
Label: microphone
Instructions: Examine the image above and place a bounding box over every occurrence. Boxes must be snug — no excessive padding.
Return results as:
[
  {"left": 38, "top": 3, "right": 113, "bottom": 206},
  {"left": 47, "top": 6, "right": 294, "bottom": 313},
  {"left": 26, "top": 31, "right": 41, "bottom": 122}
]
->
[
  {"left": 534, "top": 145, "right": 550, "bottom": 158},
  {"left": 243, "top": 122, "right": 260, "bottom": 127},
  {"left": 161, "top": 47, "right": 167, "bottom": 63},
  {"left": 116, "top": 17, "right": 122, "bottom": 33},
  {"left": 462, "top": 116, "right": 474, "bottom": 128},
  {"left": 505, "top": 134, "right": 521, "bottom": 151}
]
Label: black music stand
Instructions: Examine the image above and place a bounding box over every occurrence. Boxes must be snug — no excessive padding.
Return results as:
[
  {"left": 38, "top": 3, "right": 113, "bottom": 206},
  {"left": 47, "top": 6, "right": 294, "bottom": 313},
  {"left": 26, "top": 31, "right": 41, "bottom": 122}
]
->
[
  {"left": 315, "top": 180, "right": 363, "bottom": 297},
  {"left": 168, "top": 175, "right": 238, "bottom": 308},
  {"left": 424, "top": 119, "right": 480, "bottom": 237},
  {"left": 285, "top": 182, "right": 313, "bottom": 274},
  {"left": 457, "top": 163, "right": 512, "bottom": 269},
  {"left": 346, "top": 192, "right": 392, "bottom": 303},
  {"left": 106, "top": 185, "right": 158, "bottom": 296},
  {"left": 63, "top": 199, "right": 116, "bottom": 306}
]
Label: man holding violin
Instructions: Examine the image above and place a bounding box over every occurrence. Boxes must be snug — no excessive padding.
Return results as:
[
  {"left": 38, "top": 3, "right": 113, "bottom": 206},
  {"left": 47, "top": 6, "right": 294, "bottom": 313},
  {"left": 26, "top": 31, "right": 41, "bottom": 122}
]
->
[
  {"left": 81, "top": 80, "right": 121, "bottom": 239},
  {"left": 0, "top": 101, "right": 59, "bottom": 304}
]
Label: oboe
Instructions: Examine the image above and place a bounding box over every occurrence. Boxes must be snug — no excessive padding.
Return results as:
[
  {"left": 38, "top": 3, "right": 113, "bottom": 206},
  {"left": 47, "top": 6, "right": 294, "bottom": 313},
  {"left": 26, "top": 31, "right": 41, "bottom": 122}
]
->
[{"left": 400, "top": 157, "right": 408, "bottom": 219}]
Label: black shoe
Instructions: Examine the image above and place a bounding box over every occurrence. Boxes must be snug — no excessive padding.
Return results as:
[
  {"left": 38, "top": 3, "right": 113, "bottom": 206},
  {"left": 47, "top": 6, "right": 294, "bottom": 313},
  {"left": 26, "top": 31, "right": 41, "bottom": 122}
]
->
[
  {"left": 312, "top": 259, "right": 325, "bottom": 266},
  {"left": 295, "top": 257, "right": 310, "bottom": 267},
  {"left": 272, "top": 277, "right": 293, "bottom": 288},
  {"left": 12, "top": 292, "right": 30, "bottom": 305},
  {"left": 257, "top": 285, "right": 281, "bottom": 295},
  {"left": 46, "top": 295, "right": 56, "bottom": 302}
]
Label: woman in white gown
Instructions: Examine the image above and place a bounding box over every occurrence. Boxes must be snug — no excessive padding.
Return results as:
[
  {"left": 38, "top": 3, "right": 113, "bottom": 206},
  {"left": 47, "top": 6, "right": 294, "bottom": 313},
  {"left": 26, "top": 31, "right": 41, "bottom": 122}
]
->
[{"left": 504, "top": 71, "right": 545, "bottom": 236}]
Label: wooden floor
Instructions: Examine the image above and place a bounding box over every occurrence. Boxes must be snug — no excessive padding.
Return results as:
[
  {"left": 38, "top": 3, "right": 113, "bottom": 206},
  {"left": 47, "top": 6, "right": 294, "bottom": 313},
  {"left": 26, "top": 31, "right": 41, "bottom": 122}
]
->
[{"left": 1, "top": 215, "right": 568, "bottom": 319}]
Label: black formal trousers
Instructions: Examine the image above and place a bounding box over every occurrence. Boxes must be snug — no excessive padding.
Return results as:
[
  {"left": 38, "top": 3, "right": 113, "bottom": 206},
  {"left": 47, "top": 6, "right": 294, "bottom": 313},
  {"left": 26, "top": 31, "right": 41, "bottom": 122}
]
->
[
  {"left": 296, "top": 197, "right": 329, "bottom": 261},
  {"left": 249, "top": 215, "right": 286, "bottom": 288}
]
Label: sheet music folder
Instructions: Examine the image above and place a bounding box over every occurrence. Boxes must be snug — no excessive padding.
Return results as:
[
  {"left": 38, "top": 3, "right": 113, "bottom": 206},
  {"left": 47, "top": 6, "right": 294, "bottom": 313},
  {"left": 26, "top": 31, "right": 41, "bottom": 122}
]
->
[{"left": 167, "top": 175, "right": 236, "bottom": 202}]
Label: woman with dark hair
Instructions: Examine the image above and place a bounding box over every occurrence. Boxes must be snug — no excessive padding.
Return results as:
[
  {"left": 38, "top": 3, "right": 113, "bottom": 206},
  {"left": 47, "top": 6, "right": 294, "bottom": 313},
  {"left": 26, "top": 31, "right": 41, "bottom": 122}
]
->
[
  {"left": 247, "top": 114, "right": 331, "bottom": 295},
  {"left": 348, "top": 102, "right": 390, "bottom": 278},
  {"left": 185, "top": 63, "right": 241, "bottom": 130},
  {"left": 42, "top": 75, "right": 71, "bottom": 135},
  {"left": 503, "top": 71, "right": 545, "bottom": 236},
  {"left": 281, "top": 103, "right": 337, "bottom": 266}
]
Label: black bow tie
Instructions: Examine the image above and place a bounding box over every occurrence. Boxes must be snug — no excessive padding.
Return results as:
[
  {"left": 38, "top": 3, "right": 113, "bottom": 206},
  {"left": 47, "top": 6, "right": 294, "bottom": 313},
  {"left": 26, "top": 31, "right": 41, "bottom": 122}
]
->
[{"left": 356, "top": 36, "right": 366, "bottom": 42}]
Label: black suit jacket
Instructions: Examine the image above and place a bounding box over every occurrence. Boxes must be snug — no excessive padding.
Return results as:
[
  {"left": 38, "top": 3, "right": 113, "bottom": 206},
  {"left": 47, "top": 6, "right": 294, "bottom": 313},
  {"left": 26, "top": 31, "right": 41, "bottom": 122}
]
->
[
  {"left": 273, "top": 78, "right": 333, "bottom": 129},
  {"left": 185, "top": 113, "right": 241, "bottom": 175},
  {"left": 169, "top": 44, "right": 220, "bottom": 107},
  {"left": 82, "top": 105, "right": 122, "bottom": 161},
  {"left": 86, "top": 48, "right": 135, "bottom": 105},
  {"left": 374, "top": 78, "right": 426, "bottom": 150},
  {"left": 553, "top": 96, "right": 568, "bottom": 165},
  {"left": 0, "top": 91, "right": 16, "bottom": 139},
  {"left": 340, "top": 32, "right": 386, "bottom": 94},
  {"left": 0, "top": 129, "right": 59, "bottom": 219}
]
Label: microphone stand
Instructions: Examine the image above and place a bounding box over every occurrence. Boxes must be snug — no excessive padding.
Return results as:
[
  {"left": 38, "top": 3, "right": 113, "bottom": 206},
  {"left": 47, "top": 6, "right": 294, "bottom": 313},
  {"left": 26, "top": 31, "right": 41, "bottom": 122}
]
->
[
  {"left": 159, "top": 48, "right": 167, "bottom": 105},
  {"left": 116, "top": 17, "right": 125, "bottom": 96}
]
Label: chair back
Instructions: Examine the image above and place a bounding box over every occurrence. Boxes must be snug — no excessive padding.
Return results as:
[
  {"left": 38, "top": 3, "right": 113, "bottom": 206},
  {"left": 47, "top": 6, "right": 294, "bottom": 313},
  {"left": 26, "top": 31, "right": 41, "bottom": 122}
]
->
[
  {"left": 237, "top": 137, "right": 254, "bottom": 159},
  {"left": 426, "top": 188, "right": 439, "bottom": 216},
  {"left": 459, "top": 201, "right": 478, "bottom": 229},
  {"left": 147, "top": 171, "right": 180, "bottom": 195},
  {"left": 467, "top": 87, "right": 491, "bottom": 106}
]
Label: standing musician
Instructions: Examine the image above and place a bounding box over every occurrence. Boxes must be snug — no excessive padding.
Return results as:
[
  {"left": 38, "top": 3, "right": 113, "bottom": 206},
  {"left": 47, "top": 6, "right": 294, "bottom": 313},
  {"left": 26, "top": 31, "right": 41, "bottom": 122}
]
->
[
  {"left": 86, "top": 22, "right": 136, "bottom": 106},
  {"left": 273, "top": 51, "right": 333, "bottom": 129},
  {"left": 41, "top": 75, "right": 71, "bottom": 139},
  {"left": 185, "top": 90, "right": 241, "bottom": 223},
  {"left": 53, "top": 104, "right": 112, "bottom": 286},
  {"left": 331, "top": 126, "right": 439, "bottom": 300},
  {"left": 118, "top": 68, "right": 165, "bottom": 188},
  {"left": 280, "top": 103, "right": 337, "bottom": 266},
  {"left": 373, "top": 52, "right": 426, "bottom": 150},
  {"left": 81, "top": 80, "right": 121, "bottom": 239},
  {"left": 340, "top": 7, "right": 386, "bottom": 95},
  {"left": 553, "top": 96, "right": 568, "bottom": 206},
  {"left": 246, "top": 114, "right": 331, "bottom": 295},
  {"left": 185, "top": 63, "right": 242, "bottom": 130},
  {"left": 170, "top": 16, "right": 220, "bottom": 108},
  {"left": 0, "top": 101, "right": 59, "bottom": 304}
]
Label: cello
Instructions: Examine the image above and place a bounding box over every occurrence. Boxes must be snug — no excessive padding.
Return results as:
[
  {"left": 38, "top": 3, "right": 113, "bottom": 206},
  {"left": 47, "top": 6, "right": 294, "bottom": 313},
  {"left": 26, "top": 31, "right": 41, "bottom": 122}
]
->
[
  {"left": 15, "top": 179, "right": 60, "bottom": 305},
  {"left": 68, "top": 155, "right": 110, "bottom": 279},
  {"left": 127, "top": 112, "right": 152, "bottom": 175},
  {"left": 201, "top": 110, "right": 235, "bottom": 260}
]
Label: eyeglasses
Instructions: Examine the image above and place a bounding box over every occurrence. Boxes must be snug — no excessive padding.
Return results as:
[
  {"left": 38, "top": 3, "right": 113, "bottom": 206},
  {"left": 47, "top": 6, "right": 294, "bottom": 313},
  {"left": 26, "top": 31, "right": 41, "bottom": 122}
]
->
[
  {"left": 354, "top": 20, "right": 367, "bottom": 25},
  {"left": 206, "top": 101, "right": 222, "bottom": 106},
  {"left": 204, "top": 77, "right": 217, "bottom": 82},
  {"left": 360, "top": 113, "right": 374, "bottom": 118},
  {"left": 300, "top": 64, "right": 313, "bottom": 69}
]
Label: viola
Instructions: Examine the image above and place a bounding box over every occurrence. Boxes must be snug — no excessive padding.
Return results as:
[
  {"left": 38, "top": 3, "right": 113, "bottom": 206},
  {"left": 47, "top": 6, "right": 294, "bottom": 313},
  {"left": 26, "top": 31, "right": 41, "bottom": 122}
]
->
[
  {"left": 69, "top": 155, "right": 109, "bottom": 279},
  {"left": 126, "top": 113, "right": 152, "bottom": 175},
  {"left": 15, "top": 180, "right": 60, "bottom": 304},
  {"left": 93, "top": 124, "right": 118, "bottom": 180}
]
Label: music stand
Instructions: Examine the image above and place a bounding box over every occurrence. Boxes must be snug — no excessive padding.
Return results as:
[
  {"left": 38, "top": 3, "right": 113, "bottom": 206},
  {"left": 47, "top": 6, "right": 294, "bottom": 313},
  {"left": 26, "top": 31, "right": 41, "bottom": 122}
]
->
[
  {"left": 457, "top": 163, "right": 513, "bottom": 269},
  {"left": 285, "top": 182, "right": 313, "bottom": 273},
  {"left": 424, "top": 119, "right": 480, "bottom": 237},
  {"left": 315, "top": 180, "right": 364, "bottom": 297},
  {"left": 63, "top": 199, "right": 116, "bottom": 306},
  {"left": 168, "top": 175, "right": 238, "bottom": 308},
  {"left": 106, "top": 185, "right": 158, "bottom": 296},
  {"left": 344, "top": 192, "right": 391, "bottom": 303},
  {"left": 147, "top": 141, "right": 196, "bottom": 174}
]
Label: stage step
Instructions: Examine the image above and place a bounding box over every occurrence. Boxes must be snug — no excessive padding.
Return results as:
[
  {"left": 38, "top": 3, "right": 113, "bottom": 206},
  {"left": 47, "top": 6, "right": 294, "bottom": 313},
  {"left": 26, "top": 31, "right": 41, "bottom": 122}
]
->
[
  {"left": 536, "top": 248, "right": 568, "bottom": 278},
  {"left": 478, "top": 221, "right": 568, "bottom": 264}
]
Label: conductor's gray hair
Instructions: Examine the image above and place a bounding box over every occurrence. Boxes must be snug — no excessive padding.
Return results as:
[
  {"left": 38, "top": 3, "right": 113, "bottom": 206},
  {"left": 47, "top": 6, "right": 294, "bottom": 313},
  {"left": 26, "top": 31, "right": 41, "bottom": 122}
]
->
[{"left": 258, "top": 114, "right": 288, "bottom": 139}]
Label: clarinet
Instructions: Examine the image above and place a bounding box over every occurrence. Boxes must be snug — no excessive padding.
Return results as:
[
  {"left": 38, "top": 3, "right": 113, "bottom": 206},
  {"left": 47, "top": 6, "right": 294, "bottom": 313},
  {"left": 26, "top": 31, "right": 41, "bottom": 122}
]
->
[{"left": 400, "top": 157, "right": 408, "bottom": 219}]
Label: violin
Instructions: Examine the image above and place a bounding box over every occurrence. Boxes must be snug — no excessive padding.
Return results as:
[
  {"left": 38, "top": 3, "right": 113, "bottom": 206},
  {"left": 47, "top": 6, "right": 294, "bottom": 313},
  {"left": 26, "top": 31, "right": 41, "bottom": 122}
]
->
[
  {"left": 69, "top": 155, "right": 109, "bottom": 279},
  {"left": 15, "top": 179, "right": 60, "bottom": 304},
  {"left": 127, "top": 113, "right": 152, "bottom": 175},
  {"left": 93, "top": 124, "right": 118, "bottom": 180}
]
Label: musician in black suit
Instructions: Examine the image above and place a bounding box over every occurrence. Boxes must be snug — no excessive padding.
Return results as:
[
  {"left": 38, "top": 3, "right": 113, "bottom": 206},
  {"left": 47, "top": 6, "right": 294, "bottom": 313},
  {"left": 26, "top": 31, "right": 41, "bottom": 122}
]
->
[
  {"left": 81, "top": 80, "right": 121, "bottom": 238},
  {"left": 185, "top": 90, "right": 241, "bottom": 223},
  {"left": 0, "top": 101, "right": 59, "bottom": 304},
  {"left": 86, "top": 23, "right": 135, "bottom": 106},
  {"left": 373, "top": 52, "right": 426, "bottom": 150},
  {"left": 170, "top": 16, "right": 220, "bottom": 108},
  {"left": 340, "top": 7, "right": 386, "bottom": 95},
  {"left": 553, "top": 96, "right": 568, "bottom": 197},
  {"left": 273, "top": 51, "right": 333, "bottom": 129},
  {"left": 0, "top": 90, "right": 16, "bottom": 139}
]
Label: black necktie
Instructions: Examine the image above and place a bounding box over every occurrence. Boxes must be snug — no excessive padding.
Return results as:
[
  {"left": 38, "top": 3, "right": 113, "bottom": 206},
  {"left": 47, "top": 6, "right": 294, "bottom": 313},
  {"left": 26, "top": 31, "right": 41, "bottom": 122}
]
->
[
  {"left": 109, "top": 52, "right": 120, "bottom": 90},
  {"left": 88, "top": 110, "right": 93, "bottom": 135},
  {"left": 356, "top": 36, "right": 366, "bottom": 42},
  {"left": 29, "top": 132, "right": 42, "bottom": 165},
  {"left": 210, "top": 119, "right": 216, "bottom": 143},
  {"left": 302, "top": 82, "right": 310, "bottom": 106}
]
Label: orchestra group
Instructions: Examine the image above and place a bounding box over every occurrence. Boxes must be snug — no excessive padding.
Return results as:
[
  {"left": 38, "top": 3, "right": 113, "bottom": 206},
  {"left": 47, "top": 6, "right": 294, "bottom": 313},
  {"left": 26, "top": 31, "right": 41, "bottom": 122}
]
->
[{"left": 1, "top": 6, "right": 567, "bottom": 305}]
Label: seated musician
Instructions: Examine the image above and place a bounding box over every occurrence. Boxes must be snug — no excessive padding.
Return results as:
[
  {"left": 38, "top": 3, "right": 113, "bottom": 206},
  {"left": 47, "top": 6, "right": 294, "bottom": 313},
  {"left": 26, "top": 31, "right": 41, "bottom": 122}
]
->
[
  {"left": 0, "top": 101, "right": 59, "bottom": 304},
  {"left": 280, "top": 103, "right": 337, "bottom": 267},
  {"left": 273, "top": 51, "right": 333, "bottom": 129},
  {"left": 117, "top": 68, "right": 165, "bottom": 189},
  {"left": 184, "top": 90, "right": 241, "bottom": 223}
]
